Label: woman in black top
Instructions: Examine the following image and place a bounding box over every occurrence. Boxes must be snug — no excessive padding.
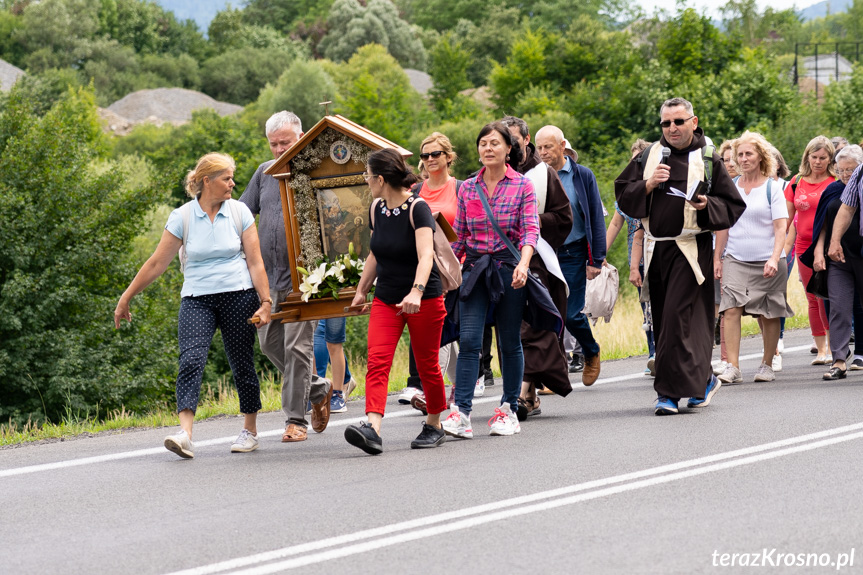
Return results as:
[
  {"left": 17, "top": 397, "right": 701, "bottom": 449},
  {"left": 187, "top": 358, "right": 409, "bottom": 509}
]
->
[
  {"left": 345, "top": 148, "right": 447, "bottom": 454},
  {"left": 807, "top": 145, "right": 863, "bottom": 379}
]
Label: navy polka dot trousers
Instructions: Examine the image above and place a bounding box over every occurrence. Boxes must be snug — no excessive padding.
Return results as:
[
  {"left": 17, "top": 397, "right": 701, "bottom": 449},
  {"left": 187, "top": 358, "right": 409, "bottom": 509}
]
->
[{"left": 176, "top": 288, "right": 262, "bottom": 414}]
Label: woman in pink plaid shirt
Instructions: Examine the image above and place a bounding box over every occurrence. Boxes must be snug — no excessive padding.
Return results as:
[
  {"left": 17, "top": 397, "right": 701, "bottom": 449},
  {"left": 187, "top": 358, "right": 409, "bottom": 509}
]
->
[{"left": 442, "top": 121, "right": 540, "bottom": 439}]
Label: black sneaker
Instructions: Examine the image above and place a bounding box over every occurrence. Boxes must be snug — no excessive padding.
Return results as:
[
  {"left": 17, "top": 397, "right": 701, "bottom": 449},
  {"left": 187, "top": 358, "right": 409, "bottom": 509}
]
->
[
  {"left": 345, "top": 422, "right": 383, "bottom": 455},
  {"left": 483, "top": 367, "right": 495, "bottom": 386},
  {"left": 569, "top": 354, "right": 584, "bottom": 373},
  {"left": 410, "top": 422, "right": 446, "bottom": 449}
]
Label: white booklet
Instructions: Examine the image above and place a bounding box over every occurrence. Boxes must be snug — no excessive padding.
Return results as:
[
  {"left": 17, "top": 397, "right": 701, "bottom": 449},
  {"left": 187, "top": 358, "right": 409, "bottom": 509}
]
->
[{"left": 667, "top": 179, "right": 705, "bottom": 201}]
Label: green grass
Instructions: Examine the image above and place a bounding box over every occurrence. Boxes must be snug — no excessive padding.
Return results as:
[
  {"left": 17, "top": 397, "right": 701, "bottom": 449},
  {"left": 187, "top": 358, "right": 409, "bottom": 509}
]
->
[{"left": 0, "top": 274, "right": 814, "bottom": 446}]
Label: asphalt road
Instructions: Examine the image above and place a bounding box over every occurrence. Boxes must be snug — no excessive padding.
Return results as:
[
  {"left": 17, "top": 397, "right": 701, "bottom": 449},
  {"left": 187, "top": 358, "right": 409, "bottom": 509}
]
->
[{"left": 3, "top": 328, "right": 863, "bottom": 575}]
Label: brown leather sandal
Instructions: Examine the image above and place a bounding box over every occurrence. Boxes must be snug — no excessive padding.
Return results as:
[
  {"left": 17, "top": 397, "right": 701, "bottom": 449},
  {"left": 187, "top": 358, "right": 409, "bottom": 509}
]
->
[{"left": 281, "top": 423, "right": 307, "bottom": 442}]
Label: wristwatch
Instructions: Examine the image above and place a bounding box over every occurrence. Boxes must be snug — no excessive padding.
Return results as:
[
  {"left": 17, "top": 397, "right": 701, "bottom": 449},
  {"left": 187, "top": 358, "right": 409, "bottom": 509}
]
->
[{"left": 413, "top": 283, "right": 425, "bottom": 293}]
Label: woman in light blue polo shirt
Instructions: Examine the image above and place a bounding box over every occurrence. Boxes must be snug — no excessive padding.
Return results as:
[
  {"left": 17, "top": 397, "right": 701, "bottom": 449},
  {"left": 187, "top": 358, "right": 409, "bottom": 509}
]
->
[{"left": 115, "top": 153, "right": 272, "bottom": 459}]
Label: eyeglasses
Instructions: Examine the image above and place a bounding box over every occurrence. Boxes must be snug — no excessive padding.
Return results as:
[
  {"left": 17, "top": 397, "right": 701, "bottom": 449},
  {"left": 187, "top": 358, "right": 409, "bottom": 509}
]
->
[
  {"left": 836, "top": 167, "right": 859, "bottom": 175},
  {"left": 659, "top": 116, "right": 695, "bottom": 128},
  {"left": 362, "top": 173, "right": 374, "bottom": 181},
  {"left": 419, "top": 151, "right": 445, "bottom": 160}
]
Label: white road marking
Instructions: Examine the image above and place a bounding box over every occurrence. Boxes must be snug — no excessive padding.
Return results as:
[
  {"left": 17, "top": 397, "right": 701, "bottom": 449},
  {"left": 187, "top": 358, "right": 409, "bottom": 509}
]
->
[
  {"left": 0, "top": 345, "right": 810, "bottom": 479},
  {"left": 164, "top": 420, "right": 863, "bottom": 574}
]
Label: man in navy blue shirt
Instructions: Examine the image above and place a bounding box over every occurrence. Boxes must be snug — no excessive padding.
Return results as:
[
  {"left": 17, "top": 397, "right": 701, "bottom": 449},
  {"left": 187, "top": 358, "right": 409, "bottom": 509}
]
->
[{"left": 536, "top": 125, "right": 607, "bottom": 385}]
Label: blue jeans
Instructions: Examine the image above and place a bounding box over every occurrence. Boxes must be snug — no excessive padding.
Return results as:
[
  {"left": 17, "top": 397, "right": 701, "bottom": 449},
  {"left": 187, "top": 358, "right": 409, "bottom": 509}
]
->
[
  {"left": 558, "top": 239, "right": 600, "bottom": 358},
  {"left": 313, "top": 318, "right": 352, "bottom": 383},
  {"left": 455, "top": 265, "right": 525, "bottom": 415}
]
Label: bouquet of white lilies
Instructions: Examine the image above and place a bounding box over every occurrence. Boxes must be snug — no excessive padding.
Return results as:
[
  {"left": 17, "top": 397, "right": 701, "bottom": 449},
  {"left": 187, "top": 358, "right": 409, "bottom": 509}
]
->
[{"left": 296, "top": 243, "right": 366, "bottom": 302}]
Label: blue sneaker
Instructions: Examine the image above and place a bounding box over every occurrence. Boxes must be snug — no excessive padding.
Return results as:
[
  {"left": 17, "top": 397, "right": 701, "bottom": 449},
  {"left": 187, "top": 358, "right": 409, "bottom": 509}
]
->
[
  {"left": 687, "top": 375, "right": 721, "bottom": 409},
  {"left": 654, "top": 395, "right": 679, "bottom": 415},
  {"left": 330, "top": 389, "right": 347, "bottom": 413}
]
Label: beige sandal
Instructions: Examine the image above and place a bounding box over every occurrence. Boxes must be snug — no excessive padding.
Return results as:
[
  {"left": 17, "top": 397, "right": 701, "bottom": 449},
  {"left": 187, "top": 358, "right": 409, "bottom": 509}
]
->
[{"left": 281, "top": 423, "right": 307, "bottom": 442}]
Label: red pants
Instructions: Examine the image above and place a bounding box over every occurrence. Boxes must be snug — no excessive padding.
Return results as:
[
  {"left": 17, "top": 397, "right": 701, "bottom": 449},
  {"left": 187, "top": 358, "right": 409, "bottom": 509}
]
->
[
  {"left": 365, "top": 296, "right": 447, "bottom": 416},
  {"left": 797, "top": 257, "right": 829, "bottom": 336}
]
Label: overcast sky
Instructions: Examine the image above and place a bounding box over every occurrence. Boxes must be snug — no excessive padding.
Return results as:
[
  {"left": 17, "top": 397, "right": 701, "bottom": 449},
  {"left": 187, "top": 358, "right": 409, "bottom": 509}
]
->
[{"left": 633, "top": 0, "right": 821, "bottom": 18}]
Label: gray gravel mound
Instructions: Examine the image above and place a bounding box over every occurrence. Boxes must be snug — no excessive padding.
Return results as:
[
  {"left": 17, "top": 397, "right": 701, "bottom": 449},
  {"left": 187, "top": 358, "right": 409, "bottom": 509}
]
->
[{"left": 107, "top": 87, "right": 242, "bottom": 123}]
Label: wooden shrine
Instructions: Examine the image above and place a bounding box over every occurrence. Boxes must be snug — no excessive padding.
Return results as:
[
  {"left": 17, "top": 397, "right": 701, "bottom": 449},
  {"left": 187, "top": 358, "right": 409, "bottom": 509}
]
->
[{"left": 263, "top": 115, "right": 411, "bottom": 323}]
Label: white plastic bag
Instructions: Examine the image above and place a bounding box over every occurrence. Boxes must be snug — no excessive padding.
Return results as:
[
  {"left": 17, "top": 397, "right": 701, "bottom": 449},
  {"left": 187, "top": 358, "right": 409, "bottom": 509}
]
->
[{"left": 584, "top": 263, "right": 619, "bottom": 325}]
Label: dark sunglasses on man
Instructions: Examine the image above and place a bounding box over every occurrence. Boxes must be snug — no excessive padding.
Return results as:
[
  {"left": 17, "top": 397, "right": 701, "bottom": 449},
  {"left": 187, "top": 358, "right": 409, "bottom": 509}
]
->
[
  {"left": 659, "top": 116, "right": 695, "bottom": 128},
  {"left": 419, "top": 151, "right": 445, "bottom": 160}
]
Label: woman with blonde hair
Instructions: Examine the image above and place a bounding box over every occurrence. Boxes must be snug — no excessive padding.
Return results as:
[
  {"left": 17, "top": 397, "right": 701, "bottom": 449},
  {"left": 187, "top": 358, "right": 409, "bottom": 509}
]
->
[
  {"left": 714, "top": 132, "right": 792, "bottom": 383},
  {"left": 785, "top": 136, "right": 836, "bottom": 364},
  {"left": 114, "top": 153, "right": 272, "bottom": 458}
]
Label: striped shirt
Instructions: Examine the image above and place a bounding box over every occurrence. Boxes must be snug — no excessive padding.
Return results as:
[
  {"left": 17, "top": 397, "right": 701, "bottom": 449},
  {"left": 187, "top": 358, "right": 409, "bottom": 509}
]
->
[
  {"left": 452, "top": 165, "right": 539, "bottom": 259},
  {"left": 840, "top": 164, "right": 863, "bottom": 208},
  {"left": 840, "top": 164, "right": 863, "bottom": 237}
]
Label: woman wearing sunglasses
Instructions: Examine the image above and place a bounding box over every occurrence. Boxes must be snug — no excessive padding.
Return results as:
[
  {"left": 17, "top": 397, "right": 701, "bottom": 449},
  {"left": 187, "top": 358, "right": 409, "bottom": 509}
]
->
[{"left": 398, "top": 133, "right": 460, "bottom": 407}]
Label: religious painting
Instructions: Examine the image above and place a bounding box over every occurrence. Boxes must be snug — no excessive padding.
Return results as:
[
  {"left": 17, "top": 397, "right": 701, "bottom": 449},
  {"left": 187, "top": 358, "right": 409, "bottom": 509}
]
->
[{"left": 316, "top": 184, "right": 372, "bottom": 259}]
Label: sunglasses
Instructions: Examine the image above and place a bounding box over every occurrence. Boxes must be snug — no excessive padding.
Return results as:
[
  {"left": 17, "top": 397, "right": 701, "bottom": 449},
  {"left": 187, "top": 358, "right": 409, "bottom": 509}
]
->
[
  {"left": 658, "top": 116, "right": 695, "bottom": 128},
  {"left": 419, "top": 151, "right": 445, "bottom": 160}
]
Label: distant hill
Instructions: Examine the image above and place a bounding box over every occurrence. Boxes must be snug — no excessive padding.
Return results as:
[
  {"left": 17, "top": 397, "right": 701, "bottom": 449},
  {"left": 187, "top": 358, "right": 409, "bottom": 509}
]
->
[
  {"left": 153, "top": 0, "right": 232, "bottom": 33},
  {"left": 799, "top": 0, "right": 853, "bottom": 20}
]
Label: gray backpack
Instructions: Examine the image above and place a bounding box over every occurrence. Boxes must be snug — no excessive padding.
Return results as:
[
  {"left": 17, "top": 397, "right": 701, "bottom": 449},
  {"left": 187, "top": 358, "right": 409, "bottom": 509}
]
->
[{"left": 178, "top": 199, "right": 245, "bottom": 273}]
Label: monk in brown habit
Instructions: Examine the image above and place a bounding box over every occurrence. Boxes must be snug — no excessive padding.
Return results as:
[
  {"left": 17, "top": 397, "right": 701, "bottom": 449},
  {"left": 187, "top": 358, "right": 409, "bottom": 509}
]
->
[
  {"left": 615, "top": 98, "right": 745, "bottom": 415},
  {"left": 501, "top": 117, "right": 574, "bottom": 421}
]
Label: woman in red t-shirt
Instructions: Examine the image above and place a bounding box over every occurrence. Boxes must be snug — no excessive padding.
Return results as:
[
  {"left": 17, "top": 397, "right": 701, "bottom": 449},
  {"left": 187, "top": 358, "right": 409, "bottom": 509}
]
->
[
  {"left": 417, "top": 132, "right": 459, "bottom": 226},
  {"left": 404, "top": 132, "right": 462, "bottom": 415},
  {"left": 785, "top": 135, "right": 836, "bottom": 363}
]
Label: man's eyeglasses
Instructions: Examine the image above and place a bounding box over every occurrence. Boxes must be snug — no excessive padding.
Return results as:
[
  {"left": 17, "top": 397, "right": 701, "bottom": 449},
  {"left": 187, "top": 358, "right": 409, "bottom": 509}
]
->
[
  {"left": 419, "top": 151, "right": 445, "bottom": 160},
  {"left": 659, "top": 116, "right": 695, "bottom": 128}
]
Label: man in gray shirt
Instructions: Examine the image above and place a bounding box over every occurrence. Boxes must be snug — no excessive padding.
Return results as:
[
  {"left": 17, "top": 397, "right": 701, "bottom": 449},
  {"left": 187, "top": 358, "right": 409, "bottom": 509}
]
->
[{"left": 240, "top": 111, "right": 332, "bottom": 442}]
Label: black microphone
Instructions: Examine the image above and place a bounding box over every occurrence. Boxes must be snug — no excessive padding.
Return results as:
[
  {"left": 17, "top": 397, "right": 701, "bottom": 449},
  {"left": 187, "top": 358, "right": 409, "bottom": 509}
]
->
[{"left": 657, "top": 146, "right": 671, "bottom": 190}]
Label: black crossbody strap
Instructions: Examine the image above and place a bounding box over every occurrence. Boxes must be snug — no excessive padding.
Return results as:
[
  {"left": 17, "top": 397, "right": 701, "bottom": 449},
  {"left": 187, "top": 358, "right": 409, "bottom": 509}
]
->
[{"left": 475, "top": 180, "right": 521, "bottom": 260}]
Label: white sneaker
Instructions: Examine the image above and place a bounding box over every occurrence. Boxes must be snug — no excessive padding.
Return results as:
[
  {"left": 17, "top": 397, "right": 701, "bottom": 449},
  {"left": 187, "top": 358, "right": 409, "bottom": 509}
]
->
[
  {"left": 442, "top": 408, "right": 473, "bottom": 439},
  {"left": 772, "top": 354, "right": 782, "bottom": 372},
  {"left": 344, "top": 377, "right": 358, "bottom": 398},
  {"left": 474, "top": 376, "right": 485, "bottom": 398},
  {"left": 718, "top": 364, "right": 743, "bottom": 383},
  {"left": 398, "top": 387, "right": 421, "bottom": 405},
  {"left": 164, "top": 429, "right": 195, "bottom": 459},
  {"left": 230, "top": 429, "right": 259, "bottom": 453},
  {"left": 488, "top": 404, "right": 519, "bottom": 436},
  {"left": 508, "top": 406, "right": 521, "bottom": 434},
  {"left": 777, "top": 339, "right": 784, "bottom": 354},
  {"left": 754, "top": 362, "right": 775, "bottom": 382},
  {"left": 712, "top": 360, "right": 727, "bottom": 376}
]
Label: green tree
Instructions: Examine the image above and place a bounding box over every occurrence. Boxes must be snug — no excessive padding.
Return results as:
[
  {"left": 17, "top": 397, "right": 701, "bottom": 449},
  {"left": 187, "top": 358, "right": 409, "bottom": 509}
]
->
[
  {"left": 318, "top": 0, "right": 428, "bottom": 70},
  {"left": 823, "top": 63, "right": 863, "bottom": 144},
  {"left": 657, "top": 7, "right": 741, "bottom": 76},
  {"left": 0, "top": 85, "right": 174, "bottom": 424},
  {"left": 199, "top": 47, "right": 298, "bottom": 105},
  {"left": 113, "top": 109, "right": 270, "bottom": 205},
  {"left": 451, "top": 8, "right": 521, "bottom": 86},
  {"left": 241, "top": 0, "right": 334, "bottom": 32},
  {"left": 428, "top": 33, "right": 480, "bottom": 120},
  {"left": 489, "top": 28, "right": 553, "bottom": 110},
  {"left": 325, "top": 44, "right": 431, "bottom": 145},
  {"left": 208, "top": 6, "right": 307, "bottom": 56},
  {"left": 255, "top": 59, "right": 338, "bottom": 132},
  {"left": 0, "top": 9, "right": 25, "bottom": 65}
]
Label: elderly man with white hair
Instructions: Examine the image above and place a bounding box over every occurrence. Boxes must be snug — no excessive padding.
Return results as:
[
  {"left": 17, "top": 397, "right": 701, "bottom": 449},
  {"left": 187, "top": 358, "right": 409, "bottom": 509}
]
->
[
  {"left": 239, "top": 111, "right": 333, "bottom": 442},
  {"left": 535, "top": 125, "right": 607, "bottom": 386}
]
